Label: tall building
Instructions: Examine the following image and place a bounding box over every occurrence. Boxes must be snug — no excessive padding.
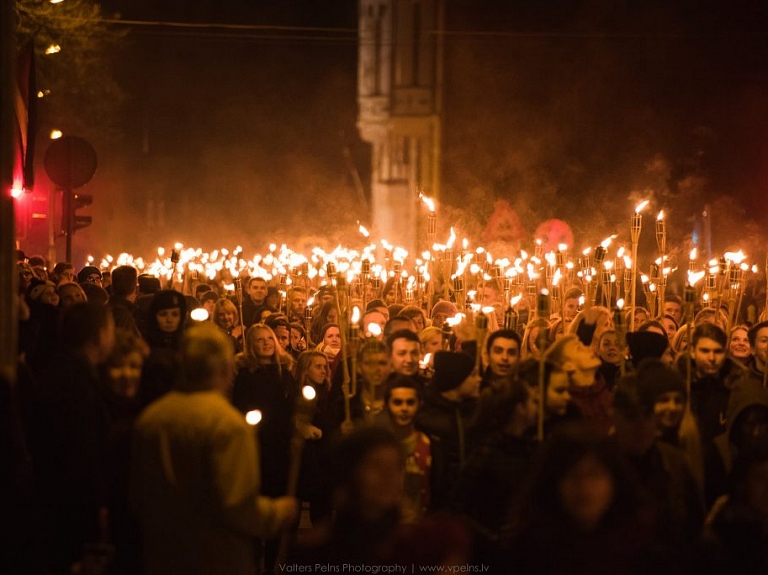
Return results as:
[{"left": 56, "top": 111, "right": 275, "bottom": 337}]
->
[{"left": 357, "top": 0, "right": 443, "bottom": 255}]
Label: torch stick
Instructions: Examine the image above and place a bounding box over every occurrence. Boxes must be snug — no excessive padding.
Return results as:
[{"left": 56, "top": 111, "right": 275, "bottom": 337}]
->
[
  {"left": 630, "top": 202, "right": 647, "bottom": 331},
  {"left": 275, "top": 385, "right": 318, "bottom": 565},
  {"left": 735, "top": 267, "right": 748, "bottom": 328},
  {"left": 333, "top": 275, "right": 353, "bottom": 425},
  {"left": 536, "top": 289, "right": 551, "bottom": 442},
  {"left": 361, "top": 259, "right": 370, "bottom": 315},
  {"left": 684, "top": 285, "right": 696, "bottom": 404},
  {"left": 656, "top": 211, "right": 666, "bottom": 318},
  {"left": 475, "top": 312, "right": 488, "bottom": 375},
  {"left": 235, "top": 276, "right": 247, "bottom": 349}
]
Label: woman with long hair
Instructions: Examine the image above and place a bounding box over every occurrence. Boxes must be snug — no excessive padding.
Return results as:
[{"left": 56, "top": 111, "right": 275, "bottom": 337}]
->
[
  {"left": 231, "top": 323, "right": 296, "bottom": 572},
  {"left": 309, "top": 300, "right": 339, "bottom": 347},
  {"left": 232, "top": 324, "right": 295, "bottom": 496},
  {"left": 294, "top": 350, "right": 334, "bottom": 524}
]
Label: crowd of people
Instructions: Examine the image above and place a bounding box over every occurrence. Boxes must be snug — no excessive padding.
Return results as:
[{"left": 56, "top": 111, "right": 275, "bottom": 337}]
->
[{"left": 2, "top": 251, "right": 768, "bottom": 574}]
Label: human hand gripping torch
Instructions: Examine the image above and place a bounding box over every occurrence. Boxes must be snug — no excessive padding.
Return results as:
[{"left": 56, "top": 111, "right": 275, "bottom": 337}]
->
[
  {"left": 536, "top": 289, "right": 551, "bottom": 442},
  {"left": 276, "top": 385, "right": 317, "bottom": 565}
]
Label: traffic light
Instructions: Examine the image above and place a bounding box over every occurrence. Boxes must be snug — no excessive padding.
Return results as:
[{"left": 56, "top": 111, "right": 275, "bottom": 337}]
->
[
  {"left": 73, "top": 193, "right": 92, "bottom": 230},
  {"left": 61, "top": 190, "right": 93, "bottom": 233}
]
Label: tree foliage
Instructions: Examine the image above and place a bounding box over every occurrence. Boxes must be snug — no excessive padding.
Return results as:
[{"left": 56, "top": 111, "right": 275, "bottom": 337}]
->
[{"left": 15, "top": 0, "right": 125, "bottom": 140}]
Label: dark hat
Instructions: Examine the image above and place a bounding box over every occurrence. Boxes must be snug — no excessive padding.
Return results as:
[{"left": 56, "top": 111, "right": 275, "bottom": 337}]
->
[
  {"left": 28, "top": 255, "right": 46, "bottom": 268},
  {"left": 200, "top": 291, "right": 219, "bottom": 304},
  {"left": 636, "top": 358, "right": 686, "bottom": 400},
  {"left": 138, "top": 274, "right": 161, "bottom": 294},
  {"left": 748, "top": 321, "right": 768, "bottom": 347},
  {"left": 614, "top": 359, "right": 686, "bottom": 419},
  {"left": 149, "top": 289, "right": 187, "bottom": 317},
  {"left": 430, "top": 300, "right": 458, "bottom": 320},
  {"left": 194, "top": 284, "right": 213, "bottom": 298},
  {"left": 265, "top": 313, "right": 290, "bottom": 330},
  {"left": 626, "top": 331, "right": 668, "bottom": 366},
  {"left": 77, "top": 265, "right": 102, "bottom": 284},
  {"left": 52, "top": 262, "right": 73, "bottom": 275},
  {"left": 433, "top": 351, "right": 475, "bottom": 392}
]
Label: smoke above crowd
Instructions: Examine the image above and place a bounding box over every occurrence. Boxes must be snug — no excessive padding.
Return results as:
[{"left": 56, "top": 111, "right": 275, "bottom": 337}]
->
[{"left": 47, "top": 0, "right": 768, "bottom": 263}]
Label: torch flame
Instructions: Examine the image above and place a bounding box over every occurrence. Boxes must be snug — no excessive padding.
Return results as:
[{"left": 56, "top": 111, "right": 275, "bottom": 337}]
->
[
  {"left": 617, "top": 298, "right": 625, "bottom": 310},
  {"left": 601, "top": 235, "right": 617, "bottom": 249},
  {"left": 446, "top": 313, "right": 465, "bottom": 327},
  {"left": 446, "top": 228, "right": 457, "bottom": 249},
  {"left": 358, "top": 223, "right": 370, "bottom": 238},
  {"left": 724, "top": 250, "right": 746, "bottom": 264},
  {"left": 510, "top": 294, "right": 522, "bottom": 306},
  {"left": 635, "top": 200, "right": 649, "bottom": 214},
  {"left": 420, "top": 193, "right": 436, "bottom": 212},
  {"left": 657, "top": 210, "right": 664, "bottom": 221},
  {"left": 351, "top": 306, "right": 361, "bottom": 324},
  {"left": 687, "top": 270, "right": 706, "bottom": 286}
]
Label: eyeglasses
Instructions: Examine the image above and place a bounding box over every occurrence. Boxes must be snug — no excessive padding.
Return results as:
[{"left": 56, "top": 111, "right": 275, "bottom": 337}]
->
[{"left": 85, "top": 276, "right": 102, "bottom": 284}]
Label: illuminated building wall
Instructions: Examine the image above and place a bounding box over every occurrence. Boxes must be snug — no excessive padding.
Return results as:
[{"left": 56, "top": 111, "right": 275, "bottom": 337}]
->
[{"left": 357, "top": 0, "right": 443, "bottom": 255}]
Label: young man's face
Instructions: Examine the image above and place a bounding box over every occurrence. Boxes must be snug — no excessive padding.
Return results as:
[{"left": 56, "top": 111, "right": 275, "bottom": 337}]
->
[
  {"left": 361, "top": 351, "right": 391, "bottom": 387},
  {"left": 488, "top": 337, "right": 520, "bottom": 377},
  {"left": 693, "top": 337, "right": 726, "bottom": 377},
  {"left": 664, "top": 301, "right": 683, "bottom": 324},
  {"left": 389, "top": 338, "right": 421, "bottom": 376},
  {"left": 387, "top": 387, "right": 419, "bottom": 428},
  {"left": 248, "top": 279, "right": 267, "bottom": 303},
  {"left": 753, "top": 327, "right": 768, "bottom": 367},
  {"left": 290, "top": 292, "right": 307, "bottom": 316}
]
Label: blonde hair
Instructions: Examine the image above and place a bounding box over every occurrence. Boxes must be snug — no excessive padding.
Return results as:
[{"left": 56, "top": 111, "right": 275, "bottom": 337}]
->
[{"left": 239, "top": 323, "right": 294, "bottom": 374}]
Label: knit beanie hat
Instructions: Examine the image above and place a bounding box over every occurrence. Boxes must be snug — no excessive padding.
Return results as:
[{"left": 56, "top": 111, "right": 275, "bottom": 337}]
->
[
  {"left": 150, "top": 289, "right": 187, "bottom": 318},
  {"left": 433, "top": 351, "right": 475, "bottom": 392},
  {"left": 626, "top": 331, "right": 668, "bottom": 366},
  {"left": 77, "top": 265, "right": 102, "bottom": 283}
]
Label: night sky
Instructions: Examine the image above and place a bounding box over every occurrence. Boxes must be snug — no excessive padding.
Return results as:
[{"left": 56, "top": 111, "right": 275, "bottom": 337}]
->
[{"left": 40, "top": 0, "right": 768, "bottom": 262}]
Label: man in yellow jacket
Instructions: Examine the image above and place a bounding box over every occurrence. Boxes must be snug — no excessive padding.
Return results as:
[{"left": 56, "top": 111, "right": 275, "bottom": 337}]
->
[{"left": 131, "top": 323, "right": 297, "bottom": 575}]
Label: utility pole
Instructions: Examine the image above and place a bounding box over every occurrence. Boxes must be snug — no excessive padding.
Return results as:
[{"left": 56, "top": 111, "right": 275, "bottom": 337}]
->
[{"left": 1, "top": 0, "right": 19, "bottom": 383}]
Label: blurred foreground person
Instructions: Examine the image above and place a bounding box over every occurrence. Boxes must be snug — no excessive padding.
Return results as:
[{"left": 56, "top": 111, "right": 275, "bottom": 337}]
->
[
  {"left": 291, "top": 426, "right": 468, "bottom": 568},
  {"left": 31, "top": 302, "right": 115, "bottom": 573},
  {"left": 131, "top": 323, "right": 297, "bottom": 575},
  {"left": 506, "top": 423, "right": 655, "bottom": 574},
  {"left": 702, "top": 435, "right": 768, "bottom": 573}
]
